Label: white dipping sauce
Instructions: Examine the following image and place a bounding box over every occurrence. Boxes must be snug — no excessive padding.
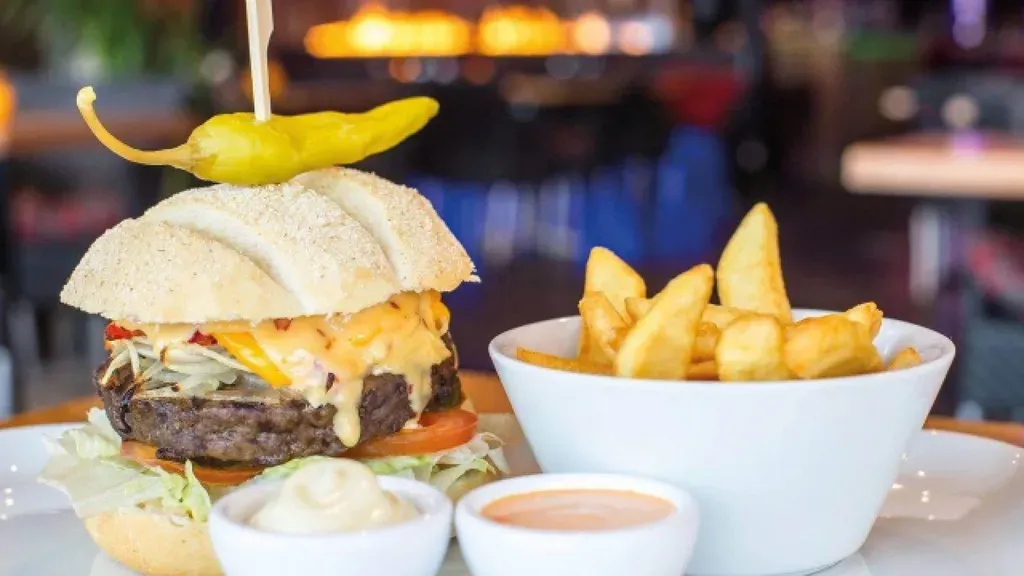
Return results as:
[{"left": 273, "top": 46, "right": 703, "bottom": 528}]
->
[{"left": 248, "top": 460, "right": 419, "bottom": 534}]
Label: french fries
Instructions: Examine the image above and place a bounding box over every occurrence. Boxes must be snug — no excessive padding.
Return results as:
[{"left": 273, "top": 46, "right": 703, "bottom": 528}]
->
[
  {"left": 688, "top": 360, "right": 718, "bottom": 381},
  {"left": 584, "top": 247, "right": 646, "bottom": 319},
  {"left": 887, "top": 346, "right": 922, "bottom": 371},
  {"left": 624, "top": 297, "right": 651, "bottom": 323},
  {"left": 701, "top": 304, "right": 751, "bottom": 330},
  {"left": 578, "top": 293, "right": 629, "bottom": 366},
  {"left": 633, "top": 299, "right": 749, "bottom": 333},
  {"left": 717, "top": 203, "right": 792, "bottom": 323},
  {"left": 580, "top": 247, "right": 646, "bottom": 362},
  {"left": 784, "top": 315, "right": 883, "bottom": 378},
  {"left": 615, "top": 264, "right": 714, "bottom": 379},
  {"left": 716, "top": 315, "right": 792, "bottom": 381},
  {"left": 693, "top": 322, "right": 720, "bottom": 363},
  {"left": 516, "top": 348, "right": 610, "bottom": 375},
  {"left": 515, "top": 203, "right": 921, "bottom": 383},
  {"left": 844, "top": 302, "right": 883, "bottom": 340}
]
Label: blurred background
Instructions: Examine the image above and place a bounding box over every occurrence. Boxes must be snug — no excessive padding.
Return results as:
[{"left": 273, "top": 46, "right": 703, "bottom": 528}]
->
[{"left": 1, "top": 0, "right": 1023, "bottom": 420}]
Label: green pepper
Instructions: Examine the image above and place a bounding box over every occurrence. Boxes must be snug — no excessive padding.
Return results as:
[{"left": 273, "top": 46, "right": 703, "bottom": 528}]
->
[{"left": 76, "top": 87, "right": 439, "bottom": 186}]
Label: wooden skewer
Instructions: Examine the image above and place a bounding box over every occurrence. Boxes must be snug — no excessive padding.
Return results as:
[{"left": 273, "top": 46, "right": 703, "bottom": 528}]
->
[{"left": 245, "top": 0, "right": 274, "bottom": 122}]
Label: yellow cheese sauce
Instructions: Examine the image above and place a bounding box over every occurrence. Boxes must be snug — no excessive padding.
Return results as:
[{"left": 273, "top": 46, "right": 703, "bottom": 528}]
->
[{"left": 121, "top": 291, "right": 452, "bottom": 447}]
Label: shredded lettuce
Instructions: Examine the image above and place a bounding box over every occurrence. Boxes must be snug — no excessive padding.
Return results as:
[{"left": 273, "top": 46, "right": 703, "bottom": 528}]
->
[
  {"left": 257, "top": 432, "right": 509, "bottom": 494},
  {"left": 40, "top": 409, "right": 509, "bottom": 524},
  {"left": 253, "top": 456, "right": 337, "bottom": 482},
  {"left": 37, "top": 408, "right": 213, "bottom": 521},
  {"left": 363, "top": 455, "right": 432, "bottom": 477}
]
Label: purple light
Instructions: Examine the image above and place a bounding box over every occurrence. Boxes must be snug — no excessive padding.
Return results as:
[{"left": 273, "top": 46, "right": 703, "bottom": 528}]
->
[
  {"left": 952, "top": 0, "right": 987, "bottom": 48},
  {"left": 951, "top": 132, "right": 985, "bottom": 154}
]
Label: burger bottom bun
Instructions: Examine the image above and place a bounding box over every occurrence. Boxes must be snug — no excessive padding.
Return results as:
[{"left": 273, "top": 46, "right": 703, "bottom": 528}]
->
[
  {"left": 85, "top": 511, "right": 222, "bottom": 576},
  {"left": 83, "top": 468, "right": 501, "bottom": 573}
]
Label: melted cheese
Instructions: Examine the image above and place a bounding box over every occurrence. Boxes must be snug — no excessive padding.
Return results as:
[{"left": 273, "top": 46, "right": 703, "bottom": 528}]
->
[{"left": 120, "top": 291, "right": 453, "bottom": 446}]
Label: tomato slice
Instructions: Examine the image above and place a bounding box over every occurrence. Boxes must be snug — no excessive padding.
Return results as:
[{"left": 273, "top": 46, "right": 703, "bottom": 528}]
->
[
  {"left": 211, "top": 332, "right": 291, "bottom": 387},
  {"left": 104, "top": 323, "right": 143, "bottom": 341},
  {"left": 120, "top": 441, "right": 263, "bottom": 486},
  {"left": 345, "top": 409, "right": 478, "bottom": 459},
  {"left": 188, "top": 331, "right": 218, "bottom": 346}
]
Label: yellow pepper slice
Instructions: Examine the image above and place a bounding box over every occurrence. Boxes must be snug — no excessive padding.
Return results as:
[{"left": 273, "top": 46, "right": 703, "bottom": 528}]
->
[
  {"left": 212, "top": 332, "right": 292, "bottom": 388},
  {"left": 76, "top": 87, "right": 440, "bottom": 186}
]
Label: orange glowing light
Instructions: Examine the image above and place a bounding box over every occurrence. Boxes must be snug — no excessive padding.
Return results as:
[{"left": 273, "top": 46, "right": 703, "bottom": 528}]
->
[
  {"left": 304, "top": 4, "right": 472, "bottom": 58},
  {"left": 351, "top": 5, "right": 396, "bottom": 55},
  {"left": 0, "top": 71, "right": 14, "bottom": 134},
  {"left": 571, "top": 11, "right": 612, "bottom": 55},
  {"left": 619, "top": 21, "right": 654, "bottom": 55},
  {"left": 303, "top": 5, "right": 673, "bottom": 59},
  {"left": 478, "top": 5, "right": 567, "bottom": 56},
  {"left": 241, "top": 59, "right": 289, "bottom": 100},
  {"left": 304, "top": 22, "right": 349, "bottom": 58}
]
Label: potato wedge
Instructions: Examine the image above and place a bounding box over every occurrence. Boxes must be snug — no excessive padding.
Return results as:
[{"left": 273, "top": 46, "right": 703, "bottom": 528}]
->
[
  {"left": 634, "top": 294, "right": 742, "bottom": 337},
  {"left": 887, "top": 346, "right": 922, "bottom": 371},
  {"left": 717, "top": 203, "right": 792, "bottom": 323},
  {"left": 578, "top": 329, "right": 593, "bottom": 361},
  {"left": 701, "top": 304, "right": 752, "bottom": 330},
  {"left": 581, "top": 247, "right": 645, "bottom": 363},
  {"left": 584, "top": 247, "right": 646, "bottom": 319},
  {"left": 716, "top": 315, "right": 792, "bottom": 381},
  {"left": 579, "top": 293, "right": 629, "bottom": 365},
  {"left": 693, "top": 322, "right": 721, "bottom": 362},
  {"left": 624, "top": 297, "right": 652, "bottom": 323},
  {"left": 783, "top": 315, "right": 883, "bottom": 378},
  {"left": 687, "top": 359, "right": 718, "bottom": 380},
  {"left": 615, "top": 264, "right": 714, "bottom": 379},
  {"left": 844, "top": 302, "right": 883, "bottom": 340},
  {"left": 516, "top": 348, "right": 610, "bottom": 375}
]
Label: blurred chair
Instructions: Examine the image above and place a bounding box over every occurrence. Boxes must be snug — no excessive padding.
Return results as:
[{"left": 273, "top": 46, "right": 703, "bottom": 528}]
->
[
  {"left": 843, "top": 133, "right": 1024, "bottom": 421},
  {"left": 957, "top": 216, "right": 1024, "bottom": 421}
]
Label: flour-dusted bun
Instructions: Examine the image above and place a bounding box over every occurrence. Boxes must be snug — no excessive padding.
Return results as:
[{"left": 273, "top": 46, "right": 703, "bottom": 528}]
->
[
  {"left": 85, "top": 511, "right": 222, "bottom": 576},
  {"left": 61, "top": 219, "right": 304, "bottom": 323},
  {"left": 293, "top": 168, "right": 476, "bottom": 292},
  {"left": 60, "top": 169, "right": 476, "bottom": 323},
  {"left": 143, "top": 180, "right": 403, "bottom": 316}
]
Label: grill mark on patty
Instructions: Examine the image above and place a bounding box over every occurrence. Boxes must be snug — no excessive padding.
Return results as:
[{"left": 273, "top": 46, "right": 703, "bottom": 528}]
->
[{"left": 95, "top": 334, "right": 462, "bottom": 467}]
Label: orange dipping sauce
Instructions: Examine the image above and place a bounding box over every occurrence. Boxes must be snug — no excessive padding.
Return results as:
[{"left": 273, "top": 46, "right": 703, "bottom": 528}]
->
[{"left": 481, "top": 489, "right": 676, "bottom": 531}]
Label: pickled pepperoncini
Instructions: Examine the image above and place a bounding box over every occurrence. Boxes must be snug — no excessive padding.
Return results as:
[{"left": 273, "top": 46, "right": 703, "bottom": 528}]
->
[{"left": 76, "top": 86, "right": 439, "bottom": 186}]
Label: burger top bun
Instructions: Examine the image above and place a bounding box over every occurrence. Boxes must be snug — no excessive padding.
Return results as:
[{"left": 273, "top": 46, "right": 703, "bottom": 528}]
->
[{"left": 61, "top": 167, "right": 476, "bottom": 324}]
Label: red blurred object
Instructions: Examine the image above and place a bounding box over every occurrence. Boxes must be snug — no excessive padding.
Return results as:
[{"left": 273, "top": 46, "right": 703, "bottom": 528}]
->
[
  {"left": 105, "top": 323, "right": 144, "bottom": 341},
  {"left": 188, "top": 332, "right": 218, "bottom": 346},
  {"left": 654, "top": 64, "right": 746, "bottom": 129},
  {"left": 969, "top": 231, "right": 1024, "bottom": 317},
  {"left": 11, "top": 188, "right": 125, "bottom": 243}
]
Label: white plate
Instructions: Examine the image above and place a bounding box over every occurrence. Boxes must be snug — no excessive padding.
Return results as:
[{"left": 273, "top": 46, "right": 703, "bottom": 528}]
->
[{"left": 0, "top": 425, "right": 1019, "bottom": 576}]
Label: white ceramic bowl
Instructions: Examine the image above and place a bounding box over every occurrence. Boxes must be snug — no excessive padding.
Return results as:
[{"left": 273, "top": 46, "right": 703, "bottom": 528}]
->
[
  {"left": 456, "top": 473, "right": 699, "bottom": 576},
  {"left": 489, "top": 310, "right": 955, "bottom": 576},
  {"left": 209, "top": 476, "right": 453, "bottom": 576}
]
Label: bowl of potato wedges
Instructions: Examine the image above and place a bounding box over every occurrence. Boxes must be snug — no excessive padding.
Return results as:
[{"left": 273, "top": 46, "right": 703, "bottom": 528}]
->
[{"left": 488, "top": 203, "right": 955, "bottom": 576}]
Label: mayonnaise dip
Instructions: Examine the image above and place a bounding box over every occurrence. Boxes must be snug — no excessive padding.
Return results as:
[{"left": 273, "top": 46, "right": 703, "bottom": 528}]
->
[{"left": 248, "top": 460, "right": 419, "bottom": 534}]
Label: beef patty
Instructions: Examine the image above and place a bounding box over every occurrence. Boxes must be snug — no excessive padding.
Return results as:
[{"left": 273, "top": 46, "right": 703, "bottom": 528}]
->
[{"left": 97, "top": 336, "right": 462, "bottom": 467}]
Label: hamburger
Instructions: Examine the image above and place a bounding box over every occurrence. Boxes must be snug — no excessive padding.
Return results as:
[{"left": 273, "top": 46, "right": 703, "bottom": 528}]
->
[{"left": 39, "top": 167, "right": 506, "bottom": 576}]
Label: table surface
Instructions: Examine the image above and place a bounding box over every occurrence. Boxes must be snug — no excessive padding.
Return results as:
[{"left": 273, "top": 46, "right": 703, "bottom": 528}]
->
[
  {"left": 3, "top": 370, "right": 1024, "bottom": 447},
  {"left": 841, "top": 132, "right": 1024, "bottom": 200}
]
